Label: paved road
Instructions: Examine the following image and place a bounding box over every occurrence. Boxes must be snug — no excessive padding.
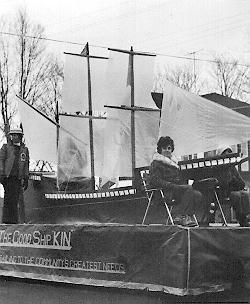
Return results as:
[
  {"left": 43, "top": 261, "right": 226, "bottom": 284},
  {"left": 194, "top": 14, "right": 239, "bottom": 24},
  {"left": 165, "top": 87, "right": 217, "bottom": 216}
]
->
[
  {"left": 0, "top": 277, "right": 249, "bottom": 304},
  {"left": 0, "top": 277, "right": 86, "bottom": 304}
]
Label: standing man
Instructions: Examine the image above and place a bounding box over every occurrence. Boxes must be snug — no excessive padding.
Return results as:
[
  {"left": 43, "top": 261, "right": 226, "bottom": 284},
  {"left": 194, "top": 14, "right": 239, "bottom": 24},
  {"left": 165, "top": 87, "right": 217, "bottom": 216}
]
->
[{"left": 0, "top": 128, "right": 29, "bottom": 224}]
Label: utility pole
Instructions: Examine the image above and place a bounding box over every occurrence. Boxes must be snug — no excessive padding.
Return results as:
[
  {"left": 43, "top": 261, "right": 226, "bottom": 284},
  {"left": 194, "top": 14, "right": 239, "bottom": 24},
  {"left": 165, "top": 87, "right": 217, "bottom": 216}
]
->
[{"left": 188, "top": 49, "right": 203, "bottom": 93}]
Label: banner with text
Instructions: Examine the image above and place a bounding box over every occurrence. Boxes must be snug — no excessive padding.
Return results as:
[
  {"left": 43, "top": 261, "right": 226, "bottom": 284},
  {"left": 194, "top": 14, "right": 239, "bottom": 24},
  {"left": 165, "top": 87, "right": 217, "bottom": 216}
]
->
[
  {"left": 0, "top": 224, "right": 188, "bottom": 295},
  {"left": 0, "top": 224, "right": 250, "bottom": 296}
]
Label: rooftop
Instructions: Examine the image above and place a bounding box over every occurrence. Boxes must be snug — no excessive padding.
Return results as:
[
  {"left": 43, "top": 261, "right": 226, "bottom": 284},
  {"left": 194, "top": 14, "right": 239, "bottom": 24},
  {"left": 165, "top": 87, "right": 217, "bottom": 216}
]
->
[{"left": 151, "top": 91, "right": 250, "bottom": 117}]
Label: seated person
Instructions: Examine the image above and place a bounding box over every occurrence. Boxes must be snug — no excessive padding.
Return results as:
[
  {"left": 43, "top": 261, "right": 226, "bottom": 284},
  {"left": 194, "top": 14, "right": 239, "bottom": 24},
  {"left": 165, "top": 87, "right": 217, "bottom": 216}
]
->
[
  {"left": 148, "top": 136, "right": 208, "bottom": 226},
  {"left": 216, "top": 146, "right": 250, "bottom": 227}
]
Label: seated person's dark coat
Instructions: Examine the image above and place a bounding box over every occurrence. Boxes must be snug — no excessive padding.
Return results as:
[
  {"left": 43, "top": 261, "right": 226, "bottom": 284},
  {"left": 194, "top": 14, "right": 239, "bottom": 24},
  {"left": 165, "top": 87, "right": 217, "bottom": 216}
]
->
[
  {"left": 149, "top": 152, "right": 206, "bottom": 222},
  {"left": 217, "top": 164, "right": 249, "bottom": 225}
]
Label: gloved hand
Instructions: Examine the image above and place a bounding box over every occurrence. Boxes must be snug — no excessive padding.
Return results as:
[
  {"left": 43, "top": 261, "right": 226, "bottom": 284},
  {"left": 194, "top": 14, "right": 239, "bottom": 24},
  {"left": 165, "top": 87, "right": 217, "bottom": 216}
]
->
[{"left": 22, "top": 177, "right": 29, "bottom": 191}]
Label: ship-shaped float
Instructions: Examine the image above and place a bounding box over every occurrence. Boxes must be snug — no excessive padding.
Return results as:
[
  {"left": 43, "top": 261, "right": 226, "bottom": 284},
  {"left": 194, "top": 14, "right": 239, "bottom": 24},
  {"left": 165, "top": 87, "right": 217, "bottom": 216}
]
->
[{"left": 2, "top": 43, "right": 250, "bottom": 301}]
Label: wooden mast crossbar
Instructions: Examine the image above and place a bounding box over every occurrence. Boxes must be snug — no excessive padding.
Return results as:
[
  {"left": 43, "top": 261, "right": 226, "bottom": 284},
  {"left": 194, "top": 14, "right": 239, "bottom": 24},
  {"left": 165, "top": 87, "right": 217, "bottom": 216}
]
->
[
  {"left": 104, "top": 105, "right": 160, "bottom": 112},
  {"left": 108, "top": 47, "right": 156, "bottom": 57},
  {"left": 60, "top": 113, "right": 106, "bottom": 119},
  {"left": 64, "top": 52, "right": 108, "bottom": 60}
]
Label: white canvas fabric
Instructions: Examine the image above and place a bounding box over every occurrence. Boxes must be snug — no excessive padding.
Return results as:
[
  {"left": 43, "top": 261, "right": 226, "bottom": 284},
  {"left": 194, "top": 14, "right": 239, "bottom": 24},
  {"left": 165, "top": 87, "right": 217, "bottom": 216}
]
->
[
  {"left": 101, "top": 50, "right": 158, "bottom": 180},
  {"left": 17, "top": 98, "right": 57, "bottom": 165},
  {"left": 62, "top": 54, "right": 108, "bottom": 113},
  {"left": 62, "top": 55, "right": 88, "bottom": 113},
  {"left": 58, "top": 115, "right": 105, "bottom": 183},
  {"left": 59, "top": 52, "right": 108, "bottom": 183},
  {"left": 159, "top": 81, "right": 250, "bottom": 158}
]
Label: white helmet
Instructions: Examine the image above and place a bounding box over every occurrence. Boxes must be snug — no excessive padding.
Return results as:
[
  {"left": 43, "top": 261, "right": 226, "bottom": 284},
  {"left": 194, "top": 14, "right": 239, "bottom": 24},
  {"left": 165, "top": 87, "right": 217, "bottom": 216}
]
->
[{"left": 9, "top": 128, "right": 23, "bottom": 136}]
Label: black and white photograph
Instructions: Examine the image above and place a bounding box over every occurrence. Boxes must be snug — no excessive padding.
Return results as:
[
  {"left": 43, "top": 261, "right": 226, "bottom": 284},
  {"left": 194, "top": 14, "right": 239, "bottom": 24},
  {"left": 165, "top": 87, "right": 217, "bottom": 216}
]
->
[{"left": 0, "top": 0, "right": 249, "bottom": 303}]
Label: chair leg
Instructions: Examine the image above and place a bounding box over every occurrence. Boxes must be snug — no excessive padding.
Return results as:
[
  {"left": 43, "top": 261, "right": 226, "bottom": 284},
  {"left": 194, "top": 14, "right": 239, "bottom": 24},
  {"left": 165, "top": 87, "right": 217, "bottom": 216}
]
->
[
  {"left": 193, "top": 214, "right": 199, "bottom": 227},
  {"left": 214, "top": 190, "right": 228, "bottom": 226},
  {"left": 163, "top": 203, "right": 174, "bottom": 225},
  {"left": 160, "top": 190, "right": 174, "bottom": 226},
  {"left": 142, "top": 192, "right": 153, "bottom": 225},
  {"left": 166, "top": 206, "right": 173, "bottom": 225}
]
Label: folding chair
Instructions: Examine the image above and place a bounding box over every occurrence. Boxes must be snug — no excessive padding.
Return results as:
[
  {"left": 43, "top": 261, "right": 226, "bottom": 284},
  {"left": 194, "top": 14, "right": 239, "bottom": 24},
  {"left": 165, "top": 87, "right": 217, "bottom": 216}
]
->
[
  {"left": 213, "top": 188, "right": 228, "bottom": 226},
  {"left": 140, "top": 168, "right": 176, "bottom": 225},
  {"left": 194, "top": 177, "right": 228, "bottom": 226}
]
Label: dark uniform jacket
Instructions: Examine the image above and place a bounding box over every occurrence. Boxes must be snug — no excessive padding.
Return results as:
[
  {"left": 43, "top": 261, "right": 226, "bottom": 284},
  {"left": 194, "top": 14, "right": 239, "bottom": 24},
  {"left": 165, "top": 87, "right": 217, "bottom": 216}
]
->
[{"left": 0, "top": 142, "right": 29, "bottom": 180}]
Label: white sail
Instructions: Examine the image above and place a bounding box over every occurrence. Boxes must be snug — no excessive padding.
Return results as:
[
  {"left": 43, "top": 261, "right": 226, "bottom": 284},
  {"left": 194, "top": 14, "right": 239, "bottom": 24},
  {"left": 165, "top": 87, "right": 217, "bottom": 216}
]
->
[
  {"left": 91, "top": 59, "right": 109, "bottom": 112},
  {"left": 58, "top": 115, "right": 90, "bottom": 183},
  {"left": 104, "top": 51, "right": 158, "bottom": 108},
  {"left": 62, "top": 55, "right": 88, "bottom": 113},
  {"left": 58, "top": 115, "right": 105, "bottom": 183},
  {"left": 102, "top": 50, "right": 159, "bottom": 180},
  {"left": 17, "top": 97, "right": 57, "bottom": 165},
  {"left": 134, "top": 55, "right": 158, "bottom": 109},
  {"left": 62, "top": 54, "right": 108, "bottom": 113},
  {"left": 159, "top": 80, "right": 250, "bottom": 157},
  {"left": 58, "top": 52, "right": 108, "bottom": 183}
]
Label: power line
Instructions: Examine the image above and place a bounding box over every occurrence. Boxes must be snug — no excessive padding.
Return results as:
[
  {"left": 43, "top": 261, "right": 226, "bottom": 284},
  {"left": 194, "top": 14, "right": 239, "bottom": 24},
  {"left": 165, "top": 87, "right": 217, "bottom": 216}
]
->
[
  {"left": 137, "top": 11, "right": 250, "bottom": 46},
  {"left": 55, "top": 0, "right": 173, "bottom": 38},
  {"left": 46, "top": 0, "right": 131, "bottom": 30},
  {"left": 152, "top": 18, "right": 250, "bottom": 52},
  {"left": 0, "top": 31, "right": 86, "bottom": 46},
  {"left": 1, "top": 31, "right": 250, "bottom": 68}
]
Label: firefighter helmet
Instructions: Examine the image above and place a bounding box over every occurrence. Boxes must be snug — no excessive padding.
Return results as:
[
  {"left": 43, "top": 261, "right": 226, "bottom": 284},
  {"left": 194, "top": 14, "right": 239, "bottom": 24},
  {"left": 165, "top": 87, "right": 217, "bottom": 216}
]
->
[{"left": 9, "top": 128, "right": 23, "bottom": 135}]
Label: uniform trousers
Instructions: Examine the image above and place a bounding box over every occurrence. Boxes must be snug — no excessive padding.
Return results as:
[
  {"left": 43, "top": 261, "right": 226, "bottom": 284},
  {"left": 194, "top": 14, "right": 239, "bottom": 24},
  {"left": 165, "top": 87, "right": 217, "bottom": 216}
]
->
[{"left": 2, "top": 176, "right": 22, "bottom": 224}]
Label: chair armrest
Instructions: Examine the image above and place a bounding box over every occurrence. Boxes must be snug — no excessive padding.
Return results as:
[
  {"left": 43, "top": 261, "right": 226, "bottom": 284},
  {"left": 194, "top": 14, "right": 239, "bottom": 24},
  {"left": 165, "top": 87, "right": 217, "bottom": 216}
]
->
[
  {"left": 145, "top": 187, "right": 175, "bottom": 203},
  {"left": 146, "top": 187, "right": 167, "bottom": 192},
  {"left": 193, "top": 177, "right": 219, "bottom": 190}
]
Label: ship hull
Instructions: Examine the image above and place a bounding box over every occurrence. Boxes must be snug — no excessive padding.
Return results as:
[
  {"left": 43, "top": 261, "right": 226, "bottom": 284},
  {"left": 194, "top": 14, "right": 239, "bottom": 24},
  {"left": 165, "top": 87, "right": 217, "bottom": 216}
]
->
[{"left": 24, "top": 174, "right": 156, "bottom": 225}]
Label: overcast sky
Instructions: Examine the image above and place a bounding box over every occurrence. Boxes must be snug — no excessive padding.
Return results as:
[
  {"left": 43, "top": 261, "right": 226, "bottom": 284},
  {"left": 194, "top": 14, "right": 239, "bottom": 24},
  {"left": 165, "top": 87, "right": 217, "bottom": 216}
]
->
[
  {"left": 0, "top": 0, "right": 249, "bottom": 56},
  {"left": 0, "top": 0, "right": 250, "bottom": 90}
]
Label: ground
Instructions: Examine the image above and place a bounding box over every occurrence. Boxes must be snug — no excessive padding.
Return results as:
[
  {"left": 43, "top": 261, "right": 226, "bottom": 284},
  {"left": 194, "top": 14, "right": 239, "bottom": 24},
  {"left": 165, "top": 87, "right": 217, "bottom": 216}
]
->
[{"left": 0, "top": 277, "right": 250, "bottom": 304}]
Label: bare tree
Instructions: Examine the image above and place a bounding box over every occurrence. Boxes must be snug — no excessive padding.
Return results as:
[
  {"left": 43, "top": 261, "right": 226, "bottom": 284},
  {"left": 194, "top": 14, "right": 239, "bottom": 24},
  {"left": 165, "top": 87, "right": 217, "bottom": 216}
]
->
[
  {"left": 37, "top": 55, "right": 64, "bottom": 121},
  {"left": 11, "top": 7, "right": 64, "bottom": 123},
  {"left": 0, "top": 8, "right": 64, "bottom": 143},
  {"left": 210, "top": 55, "right": 249, "bottom": 101},
  {"left": 14, "top": 7, "right": 48, "bottom": 104},
  {"left": 154, "top": 64, "right": 201, "bottom": 93},
  {"left": 0, "top": 19, "right": 16, "bottom": 138}
]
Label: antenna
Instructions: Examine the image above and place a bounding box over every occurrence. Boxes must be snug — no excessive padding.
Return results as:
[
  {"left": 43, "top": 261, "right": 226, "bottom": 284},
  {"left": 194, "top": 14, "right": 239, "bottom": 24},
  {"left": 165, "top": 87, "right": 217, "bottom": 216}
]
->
[{"left": 187, "top": 49, "right": 203, "bottom": 92}]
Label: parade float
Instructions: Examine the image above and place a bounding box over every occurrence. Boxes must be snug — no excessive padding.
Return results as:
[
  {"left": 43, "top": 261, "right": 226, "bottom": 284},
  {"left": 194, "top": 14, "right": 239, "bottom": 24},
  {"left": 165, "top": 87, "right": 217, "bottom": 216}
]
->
[{"left": 1, "top": 43, "right": 250, "bottom": 302}]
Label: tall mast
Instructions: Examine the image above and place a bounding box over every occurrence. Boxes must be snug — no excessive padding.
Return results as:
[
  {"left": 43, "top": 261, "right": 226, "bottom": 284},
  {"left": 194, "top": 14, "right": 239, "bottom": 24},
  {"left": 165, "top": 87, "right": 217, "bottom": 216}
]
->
[
  {"left": 108, "top": 47, "right": 156, "bottom": 186},
  {"left": 64, "top": 45, "right": 108, "bottom": 190},
  {"left": 86, "top": 42, "right": 95, "bottom": 190},
  {"left": 55, "top": 96, "right": 59, "bottom": 148},
  {"left": 55, "top": 97, "right": 60, "bottom": 190},
  {"left": 130, "top": 47, "right": 136, "bottom": 184}
]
